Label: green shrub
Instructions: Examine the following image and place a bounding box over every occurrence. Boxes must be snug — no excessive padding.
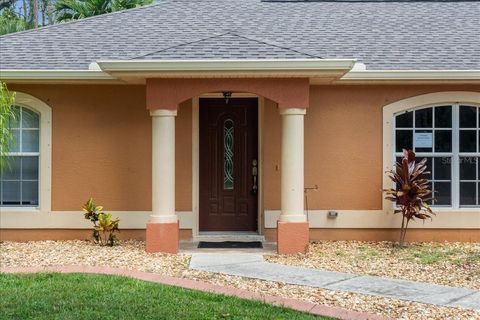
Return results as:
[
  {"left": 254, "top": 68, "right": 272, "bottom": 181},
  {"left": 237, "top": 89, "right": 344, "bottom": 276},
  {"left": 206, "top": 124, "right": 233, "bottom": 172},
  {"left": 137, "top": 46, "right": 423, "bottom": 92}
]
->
[{"left": 82, "top": 198, "right": 120, "bottom": 246}]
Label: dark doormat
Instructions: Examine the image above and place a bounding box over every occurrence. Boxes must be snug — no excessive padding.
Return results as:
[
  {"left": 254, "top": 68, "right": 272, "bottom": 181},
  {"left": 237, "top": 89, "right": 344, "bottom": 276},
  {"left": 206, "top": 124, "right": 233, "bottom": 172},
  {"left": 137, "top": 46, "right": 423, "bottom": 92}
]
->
[{"left": 198, "top": 241, "right": 263, "bottom": 249}]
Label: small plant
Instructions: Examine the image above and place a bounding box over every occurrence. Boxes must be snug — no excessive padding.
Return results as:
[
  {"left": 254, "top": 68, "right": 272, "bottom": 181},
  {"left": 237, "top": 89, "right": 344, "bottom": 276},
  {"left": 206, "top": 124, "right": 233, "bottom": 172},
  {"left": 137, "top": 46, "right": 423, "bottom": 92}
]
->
[
  {"left": 82, "top": 198, "right": 120, "bottom": 246},
  {"left": 384, "top": 149, "right": 435, "bottom": 248}
]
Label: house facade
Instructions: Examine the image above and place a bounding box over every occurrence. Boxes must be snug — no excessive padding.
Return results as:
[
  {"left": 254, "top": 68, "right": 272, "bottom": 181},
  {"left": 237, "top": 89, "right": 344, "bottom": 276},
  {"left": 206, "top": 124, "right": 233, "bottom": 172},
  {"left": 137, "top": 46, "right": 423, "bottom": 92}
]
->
[{"left": 0, "top": 0, "right": 479, "bottom": 254}]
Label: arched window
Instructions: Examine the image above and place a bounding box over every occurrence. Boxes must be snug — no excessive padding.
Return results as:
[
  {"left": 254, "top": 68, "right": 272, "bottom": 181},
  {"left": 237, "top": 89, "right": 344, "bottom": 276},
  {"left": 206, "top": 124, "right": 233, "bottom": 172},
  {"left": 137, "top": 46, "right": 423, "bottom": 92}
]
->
[
  {"left": 394, "top": 104, "right": 480, "bottom": 208},
  {"left": 1, "top": 106, "right": 40, "bottom": 206},
  {"left": 0, "top": 92, "right": 51, "bottom": 212}
]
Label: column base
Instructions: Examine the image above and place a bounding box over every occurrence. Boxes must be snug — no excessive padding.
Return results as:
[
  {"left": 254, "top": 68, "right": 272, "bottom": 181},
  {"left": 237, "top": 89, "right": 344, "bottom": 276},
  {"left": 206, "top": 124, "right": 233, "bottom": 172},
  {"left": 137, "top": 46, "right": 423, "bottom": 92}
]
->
[
  {"left": 277, "top": 221, "right": 309, "bottom": 254},
  {"left": 146, "top": 222, "right": 179, "bottom": 253}
]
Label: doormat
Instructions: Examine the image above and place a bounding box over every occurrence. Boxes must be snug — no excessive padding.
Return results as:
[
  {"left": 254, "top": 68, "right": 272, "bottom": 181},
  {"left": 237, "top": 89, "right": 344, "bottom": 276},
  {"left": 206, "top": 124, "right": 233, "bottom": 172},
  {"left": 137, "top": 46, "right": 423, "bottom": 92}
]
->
[{"left": 198, "top": 241, "right": 263, "bottom": 249}]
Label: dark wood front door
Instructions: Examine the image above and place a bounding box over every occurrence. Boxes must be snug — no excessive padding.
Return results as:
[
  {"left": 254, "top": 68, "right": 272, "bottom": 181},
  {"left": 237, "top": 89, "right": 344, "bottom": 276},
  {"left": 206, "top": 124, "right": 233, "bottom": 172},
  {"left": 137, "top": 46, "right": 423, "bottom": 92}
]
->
[{"left": 199, "top": 98, "right": 258, "bottom": 231}]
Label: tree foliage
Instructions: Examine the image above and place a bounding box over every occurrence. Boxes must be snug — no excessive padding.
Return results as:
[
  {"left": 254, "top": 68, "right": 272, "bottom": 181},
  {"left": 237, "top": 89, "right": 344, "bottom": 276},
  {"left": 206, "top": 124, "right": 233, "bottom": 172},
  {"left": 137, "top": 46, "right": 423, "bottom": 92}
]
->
[
  {"left": 0, "top": 81, "right": 16, "bottom": 172},
  {"left": 0, "top": 0, "right": 151, "bottom": 35},
  {"left": 0, "top": 9, "right": 26, "bottom": 35},
  {"left": 54, "top": 0, "right": 152, "bottom": 22}
]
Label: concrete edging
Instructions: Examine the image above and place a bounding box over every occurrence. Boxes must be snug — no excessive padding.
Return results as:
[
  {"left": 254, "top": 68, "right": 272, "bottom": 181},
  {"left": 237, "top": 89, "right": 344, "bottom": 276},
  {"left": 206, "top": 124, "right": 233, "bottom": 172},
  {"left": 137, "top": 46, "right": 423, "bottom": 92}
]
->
[{"left": 0, "top": 265, "right": 388, "bottom": 320}]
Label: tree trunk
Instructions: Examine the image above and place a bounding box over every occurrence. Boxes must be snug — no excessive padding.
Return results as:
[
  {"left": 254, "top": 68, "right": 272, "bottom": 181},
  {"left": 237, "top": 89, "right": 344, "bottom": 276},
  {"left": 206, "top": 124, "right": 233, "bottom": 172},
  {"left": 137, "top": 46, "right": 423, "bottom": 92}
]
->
[
  {"left": 32, "top": 0, "right": 39, "bottom": 28},
  {"left": 399, "top": 218, "right": 411, "bottom": 248},
  {"left": 40, "top": 0, "right": 46, "bottom": 26},
  {"left": 399, "top": 215, "right": 406, "bottom": 248},
  {"left": 47, "top": 0, "right": 53, "bottom": 25},
  {"left": 22, "top": 0, "right": 28, "bottom": 22}
]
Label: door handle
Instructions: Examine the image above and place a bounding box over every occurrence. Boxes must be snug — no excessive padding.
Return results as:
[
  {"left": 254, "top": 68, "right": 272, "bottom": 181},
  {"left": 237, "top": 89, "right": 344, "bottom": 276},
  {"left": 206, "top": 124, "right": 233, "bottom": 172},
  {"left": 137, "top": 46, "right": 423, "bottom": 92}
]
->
[{"left": 251, "top": 159, "right": 258, "bottom": 195}]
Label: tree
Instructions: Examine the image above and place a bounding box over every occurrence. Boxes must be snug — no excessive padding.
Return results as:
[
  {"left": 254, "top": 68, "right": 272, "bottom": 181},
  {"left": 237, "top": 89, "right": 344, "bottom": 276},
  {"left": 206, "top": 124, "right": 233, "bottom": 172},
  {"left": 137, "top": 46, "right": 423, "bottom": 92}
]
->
[
  {"left": 0, "top": 0, "right": 54, "bottom": 35},
  {"left": 0, "top": 9, "right": 27, "bottom": 35},
  {"left": 0, "top": 0, "right": 17, "bottom": 11},
  {"left": 54, "top": 0, "right": 152, "bottom": 22},
  {"left": 0, "top": 82, "right": 16, "bottom": 172},
  {"left": 384, "top": 149, "right": 435, "bottom": 248}
]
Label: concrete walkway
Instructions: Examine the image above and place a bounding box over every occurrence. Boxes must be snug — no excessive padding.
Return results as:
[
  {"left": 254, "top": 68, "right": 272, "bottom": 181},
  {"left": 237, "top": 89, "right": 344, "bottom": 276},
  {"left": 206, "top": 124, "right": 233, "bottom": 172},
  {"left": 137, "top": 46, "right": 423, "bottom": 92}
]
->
[{"left": 190, "top": 253, "right": 480, "bottom": 311}]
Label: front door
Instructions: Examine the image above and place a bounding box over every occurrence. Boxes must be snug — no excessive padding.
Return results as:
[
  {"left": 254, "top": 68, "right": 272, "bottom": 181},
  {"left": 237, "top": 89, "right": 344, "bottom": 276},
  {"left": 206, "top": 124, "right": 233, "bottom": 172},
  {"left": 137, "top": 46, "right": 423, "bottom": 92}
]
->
[{"left": 199, "top": 98, "right": 258, "bottom": 231}]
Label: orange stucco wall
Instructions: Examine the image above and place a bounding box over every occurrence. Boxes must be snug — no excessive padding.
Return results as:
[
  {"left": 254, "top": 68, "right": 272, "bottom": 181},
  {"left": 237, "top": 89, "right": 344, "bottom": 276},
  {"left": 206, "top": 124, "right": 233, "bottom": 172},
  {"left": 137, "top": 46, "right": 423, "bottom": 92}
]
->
[
  {"left": 263, "top": 84, "right": 480, "bottom": 210},
  {"left": 8, "top": 84, "right": 192, "bottom": 211},
  {"left": 8, "top": 83, "right": 480, "bottom": 214}
]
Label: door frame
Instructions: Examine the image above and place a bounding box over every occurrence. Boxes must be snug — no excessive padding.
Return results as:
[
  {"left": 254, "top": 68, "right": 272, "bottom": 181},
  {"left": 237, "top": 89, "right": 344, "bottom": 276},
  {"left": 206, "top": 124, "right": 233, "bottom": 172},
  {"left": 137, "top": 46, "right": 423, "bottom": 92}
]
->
[{"left": 192, "top": 94, "right": 264, "bottom": 237}]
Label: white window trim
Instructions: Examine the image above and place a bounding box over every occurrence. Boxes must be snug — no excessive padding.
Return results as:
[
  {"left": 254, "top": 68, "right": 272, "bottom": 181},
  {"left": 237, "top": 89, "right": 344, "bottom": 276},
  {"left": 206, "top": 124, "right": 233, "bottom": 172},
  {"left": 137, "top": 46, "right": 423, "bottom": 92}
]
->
[
  {"left": 1, "top": 92, "right": 52, "bottom": 214},
  {"left": 383, "top": 91, "right": 480, "bottom": 214}
]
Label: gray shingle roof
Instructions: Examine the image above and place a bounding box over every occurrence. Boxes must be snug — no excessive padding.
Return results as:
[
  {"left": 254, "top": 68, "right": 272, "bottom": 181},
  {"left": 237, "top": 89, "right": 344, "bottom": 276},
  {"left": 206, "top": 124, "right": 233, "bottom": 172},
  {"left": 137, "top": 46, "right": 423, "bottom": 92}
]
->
[{"left": 1, "top": 0, "right": 479, "bottom": 70}]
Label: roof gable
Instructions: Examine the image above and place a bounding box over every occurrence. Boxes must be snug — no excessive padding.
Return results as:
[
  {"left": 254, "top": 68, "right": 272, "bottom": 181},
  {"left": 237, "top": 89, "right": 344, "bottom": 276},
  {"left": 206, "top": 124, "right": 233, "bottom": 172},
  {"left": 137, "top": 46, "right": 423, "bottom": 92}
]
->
[{"left": 132, "top": 32, "right": 319, "bottom": 60}]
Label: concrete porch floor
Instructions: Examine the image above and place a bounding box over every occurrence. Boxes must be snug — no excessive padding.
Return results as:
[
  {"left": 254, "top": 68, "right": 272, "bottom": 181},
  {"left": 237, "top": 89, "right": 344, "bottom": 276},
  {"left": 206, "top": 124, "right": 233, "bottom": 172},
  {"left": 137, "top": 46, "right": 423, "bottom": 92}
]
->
[{"left": 179, "top": 232, "right": 277, "bottom": 254}]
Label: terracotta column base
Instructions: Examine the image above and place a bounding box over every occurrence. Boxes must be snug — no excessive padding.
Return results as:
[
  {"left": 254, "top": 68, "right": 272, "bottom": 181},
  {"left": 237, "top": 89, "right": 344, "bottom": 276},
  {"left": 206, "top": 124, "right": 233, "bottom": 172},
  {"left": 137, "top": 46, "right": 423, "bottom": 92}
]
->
[
  {"left": 277, "top": 221, "right": 309, "bottom": 254},
  {"left": 146, "top": 222, "right": 179, "bottom": 253}
]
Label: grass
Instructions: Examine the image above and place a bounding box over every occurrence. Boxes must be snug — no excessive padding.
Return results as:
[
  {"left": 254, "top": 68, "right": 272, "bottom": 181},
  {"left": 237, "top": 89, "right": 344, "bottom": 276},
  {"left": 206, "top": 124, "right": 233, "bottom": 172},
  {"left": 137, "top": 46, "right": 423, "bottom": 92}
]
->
[
  {"left": 401, "top": 245, "right": 469, "bottom": 265},
  {"left": 0, "top": 273, "right": 330, "bottom": 320},
  {"left": 344, "top": 242, "right": 477, "bottom": 266}
]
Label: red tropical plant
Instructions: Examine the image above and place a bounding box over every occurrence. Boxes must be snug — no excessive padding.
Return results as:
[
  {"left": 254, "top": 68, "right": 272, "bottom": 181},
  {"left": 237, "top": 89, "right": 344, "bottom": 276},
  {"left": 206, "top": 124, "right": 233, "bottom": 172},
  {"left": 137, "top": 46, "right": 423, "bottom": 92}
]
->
[{"left": 384, "top": 149, "right": 435, "bottom": 247}]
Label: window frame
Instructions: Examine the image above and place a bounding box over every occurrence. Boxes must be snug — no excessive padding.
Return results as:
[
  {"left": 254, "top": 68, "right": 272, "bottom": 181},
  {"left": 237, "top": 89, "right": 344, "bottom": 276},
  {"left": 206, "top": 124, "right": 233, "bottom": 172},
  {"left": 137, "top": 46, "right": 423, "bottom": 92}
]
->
[
  {"left": 383, "top": 91, "right": 480, "bottom": 214},
  {"left": 393, "top": 103, "right": 480, "bottom": 209},
  {"left": 0, "top": 92, "right": 52, "bottom": 214}
]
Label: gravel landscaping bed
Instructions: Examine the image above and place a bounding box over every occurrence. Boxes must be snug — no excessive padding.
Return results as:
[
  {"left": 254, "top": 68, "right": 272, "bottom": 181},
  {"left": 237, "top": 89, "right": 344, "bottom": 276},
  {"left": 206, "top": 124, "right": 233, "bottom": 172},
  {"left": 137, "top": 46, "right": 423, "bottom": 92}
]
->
[
  {"left": 266, "top": 241, "right": 480, "bottom": 291},
  {"left": 0, "top": 240, "right": 189, "bottom": 277},
  {"left": 2, "top": 240, "right": 479, "bottom": 320}
]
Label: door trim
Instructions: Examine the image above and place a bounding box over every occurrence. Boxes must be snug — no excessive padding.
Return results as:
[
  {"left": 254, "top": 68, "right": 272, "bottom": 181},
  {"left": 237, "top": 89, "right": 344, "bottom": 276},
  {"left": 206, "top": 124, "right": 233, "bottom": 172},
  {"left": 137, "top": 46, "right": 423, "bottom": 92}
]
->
[{"left": 192, "top": 94, "right": 264, "bottom": 237}]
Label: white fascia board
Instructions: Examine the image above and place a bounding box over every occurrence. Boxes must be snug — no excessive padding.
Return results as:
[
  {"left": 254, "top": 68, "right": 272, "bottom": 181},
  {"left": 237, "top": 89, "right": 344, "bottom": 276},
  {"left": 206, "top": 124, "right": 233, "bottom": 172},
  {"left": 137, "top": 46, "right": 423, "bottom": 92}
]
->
[
  {"left": 96, "top": 59, "right": 357, "bottom": 72},
  {"left": 342, "top": 70, "right": 480, "bottom": 81},
  {"left": 0, "top": 69, "right": 116, "bottom": 80}
]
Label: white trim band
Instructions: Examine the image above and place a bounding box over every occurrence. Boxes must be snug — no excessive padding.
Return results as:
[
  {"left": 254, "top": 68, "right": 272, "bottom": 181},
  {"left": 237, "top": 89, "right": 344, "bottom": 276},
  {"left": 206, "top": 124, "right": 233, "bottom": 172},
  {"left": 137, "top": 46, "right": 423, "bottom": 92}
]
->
[
  {"left": 0, "top": 70, "right": 115, "bottom": 80},
  {"left": 265, "top": 210, "right": 480, "bottom": 229},
  {"left": 342, "top": 70, "right": 480, "bottom": 81},
  {"left": 0, "top": 211, "right": 193, "bottom": 229}
]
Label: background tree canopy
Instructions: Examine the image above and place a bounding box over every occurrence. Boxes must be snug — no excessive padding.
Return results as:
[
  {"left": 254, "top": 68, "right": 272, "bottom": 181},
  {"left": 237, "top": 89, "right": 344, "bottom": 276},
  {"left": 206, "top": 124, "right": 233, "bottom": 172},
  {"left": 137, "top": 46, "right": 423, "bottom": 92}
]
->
[{"left": 0, "top": 0, "right": 153, "bottom": 35}]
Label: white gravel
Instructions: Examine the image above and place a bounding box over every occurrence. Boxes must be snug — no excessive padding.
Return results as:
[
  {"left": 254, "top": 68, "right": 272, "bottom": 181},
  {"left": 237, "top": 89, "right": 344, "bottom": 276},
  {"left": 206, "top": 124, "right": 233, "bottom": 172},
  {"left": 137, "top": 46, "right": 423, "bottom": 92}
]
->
[
  {"left": 266, "top": 241, "right": 480, "bottom": 290},
  {"left": 1, "top": 240, "right": 479, "bottom": 320}
]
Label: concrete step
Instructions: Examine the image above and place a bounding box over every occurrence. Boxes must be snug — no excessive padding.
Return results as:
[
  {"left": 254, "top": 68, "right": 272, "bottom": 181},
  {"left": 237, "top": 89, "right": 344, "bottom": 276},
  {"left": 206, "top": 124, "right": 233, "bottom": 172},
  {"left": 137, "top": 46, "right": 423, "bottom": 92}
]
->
[{"left": 193, "top": 232, "right": 266, "bottom": 243}]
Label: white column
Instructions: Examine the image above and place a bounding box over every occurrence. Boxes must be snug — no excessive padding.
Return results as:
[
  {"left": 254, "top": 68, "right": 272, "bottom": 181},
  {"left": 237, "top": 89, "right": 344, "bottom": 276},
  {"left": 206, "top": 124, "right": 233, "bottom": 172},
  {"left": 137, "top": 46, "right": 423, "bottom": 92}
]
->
[
  {"left": 150, "top": 109, "right": 177, "bottom": 223},
  {"left": 279, "top": 108, "right": 307, "bottom": 222}
]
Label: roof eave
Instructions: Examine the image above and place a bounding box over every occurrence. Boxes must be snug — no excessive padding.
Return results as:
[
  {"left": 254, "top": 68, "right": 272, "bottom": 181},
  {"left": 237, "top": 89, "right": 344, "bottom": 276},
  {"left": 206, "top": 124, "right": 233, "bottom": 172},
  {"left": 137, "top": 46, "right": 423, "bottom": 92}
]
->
[
  {"left": 337, "top": 70, "right": 480, "bottom": 84},
  {"left": 0, "top": 69, "right": 120, "bottom": 84},
  {"left": 96, "top": 59, "right": 357, "bottom": 72},
  {"left": 95, "top": 59, "right": 357, "bottom": 82},
  {"left": 2, "top": 64, "right": 480, "bottom": 84}
]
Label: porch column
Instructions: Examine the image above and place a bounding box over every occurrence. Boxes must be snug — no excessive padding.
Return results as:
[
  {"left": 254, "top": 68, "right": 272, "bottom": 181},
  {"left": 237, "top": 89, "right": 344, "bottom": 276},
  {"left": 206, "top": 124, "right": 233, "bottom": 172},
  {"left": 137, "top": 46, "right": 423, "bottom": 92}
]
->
[
  {"left": 146, "top": 109, "right": 179, "bottom": 253},
  {"left": 277, "top": 108, "right": 309, "bottom": 254}
]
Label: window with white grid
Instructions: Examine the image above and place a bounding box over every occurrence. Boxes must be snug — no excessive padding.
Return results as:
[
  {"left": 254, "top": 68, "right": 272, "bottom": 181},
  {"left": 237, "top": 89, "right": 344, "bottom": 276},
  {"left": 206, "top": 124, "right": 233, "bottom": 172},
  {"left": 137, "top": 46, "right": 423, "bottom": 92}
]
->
[
  {"left": 0, "top": 106, "right": 40, "bottom": 207},
  {"left": 394, "top": 104, "right": 480, "bottom": 208}
]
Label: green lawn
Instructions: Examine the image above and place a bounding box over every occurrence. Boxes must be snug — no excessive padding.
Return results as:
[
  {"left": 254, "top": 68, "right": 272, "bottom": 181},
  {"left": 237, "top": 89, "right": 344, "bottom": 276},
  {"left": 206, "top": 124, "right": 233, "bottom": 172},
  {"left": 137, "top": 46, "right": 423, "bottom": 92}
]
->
[{"left": 0, "top": 273, "right": 329, "bottom": 320}]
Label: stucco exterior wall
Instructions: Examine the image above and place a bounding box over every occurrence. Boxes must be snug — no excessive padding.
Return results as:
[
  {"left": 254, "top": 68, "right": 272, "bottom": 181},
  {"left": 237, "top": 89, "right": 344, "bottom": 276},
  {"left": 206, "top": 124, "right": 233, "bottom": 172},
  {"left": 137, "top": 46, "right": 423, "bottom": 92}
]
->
[
  {"left": 8, "top": 84, "right": 192, "bottom": 212},
  {"left": 264, "top": 84, "right": 480, "bottom": 210},
  {"left": 3, "top": 83, "right": 479, "bottom": 241}
]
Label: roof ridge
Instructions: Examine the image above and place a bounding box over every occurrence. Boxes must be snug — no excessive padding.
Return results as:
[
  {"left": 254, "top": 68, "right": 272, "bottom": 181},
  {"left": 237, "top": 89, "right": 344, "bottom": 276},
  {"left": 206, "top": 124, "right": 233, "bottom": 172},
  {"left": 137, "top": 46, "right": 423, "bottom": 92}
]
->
[
  {"left": 229, "top": 32, "right": 323, "bottom": 58},
  {"left": 129, "top": 31, "right": 322, "bottom": 60},
  {"left": 128, "top": 31, "right": 234, "bottom": 60},
  {"left": 0, "top": 1, "right": 170, "bottom": 39}
]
